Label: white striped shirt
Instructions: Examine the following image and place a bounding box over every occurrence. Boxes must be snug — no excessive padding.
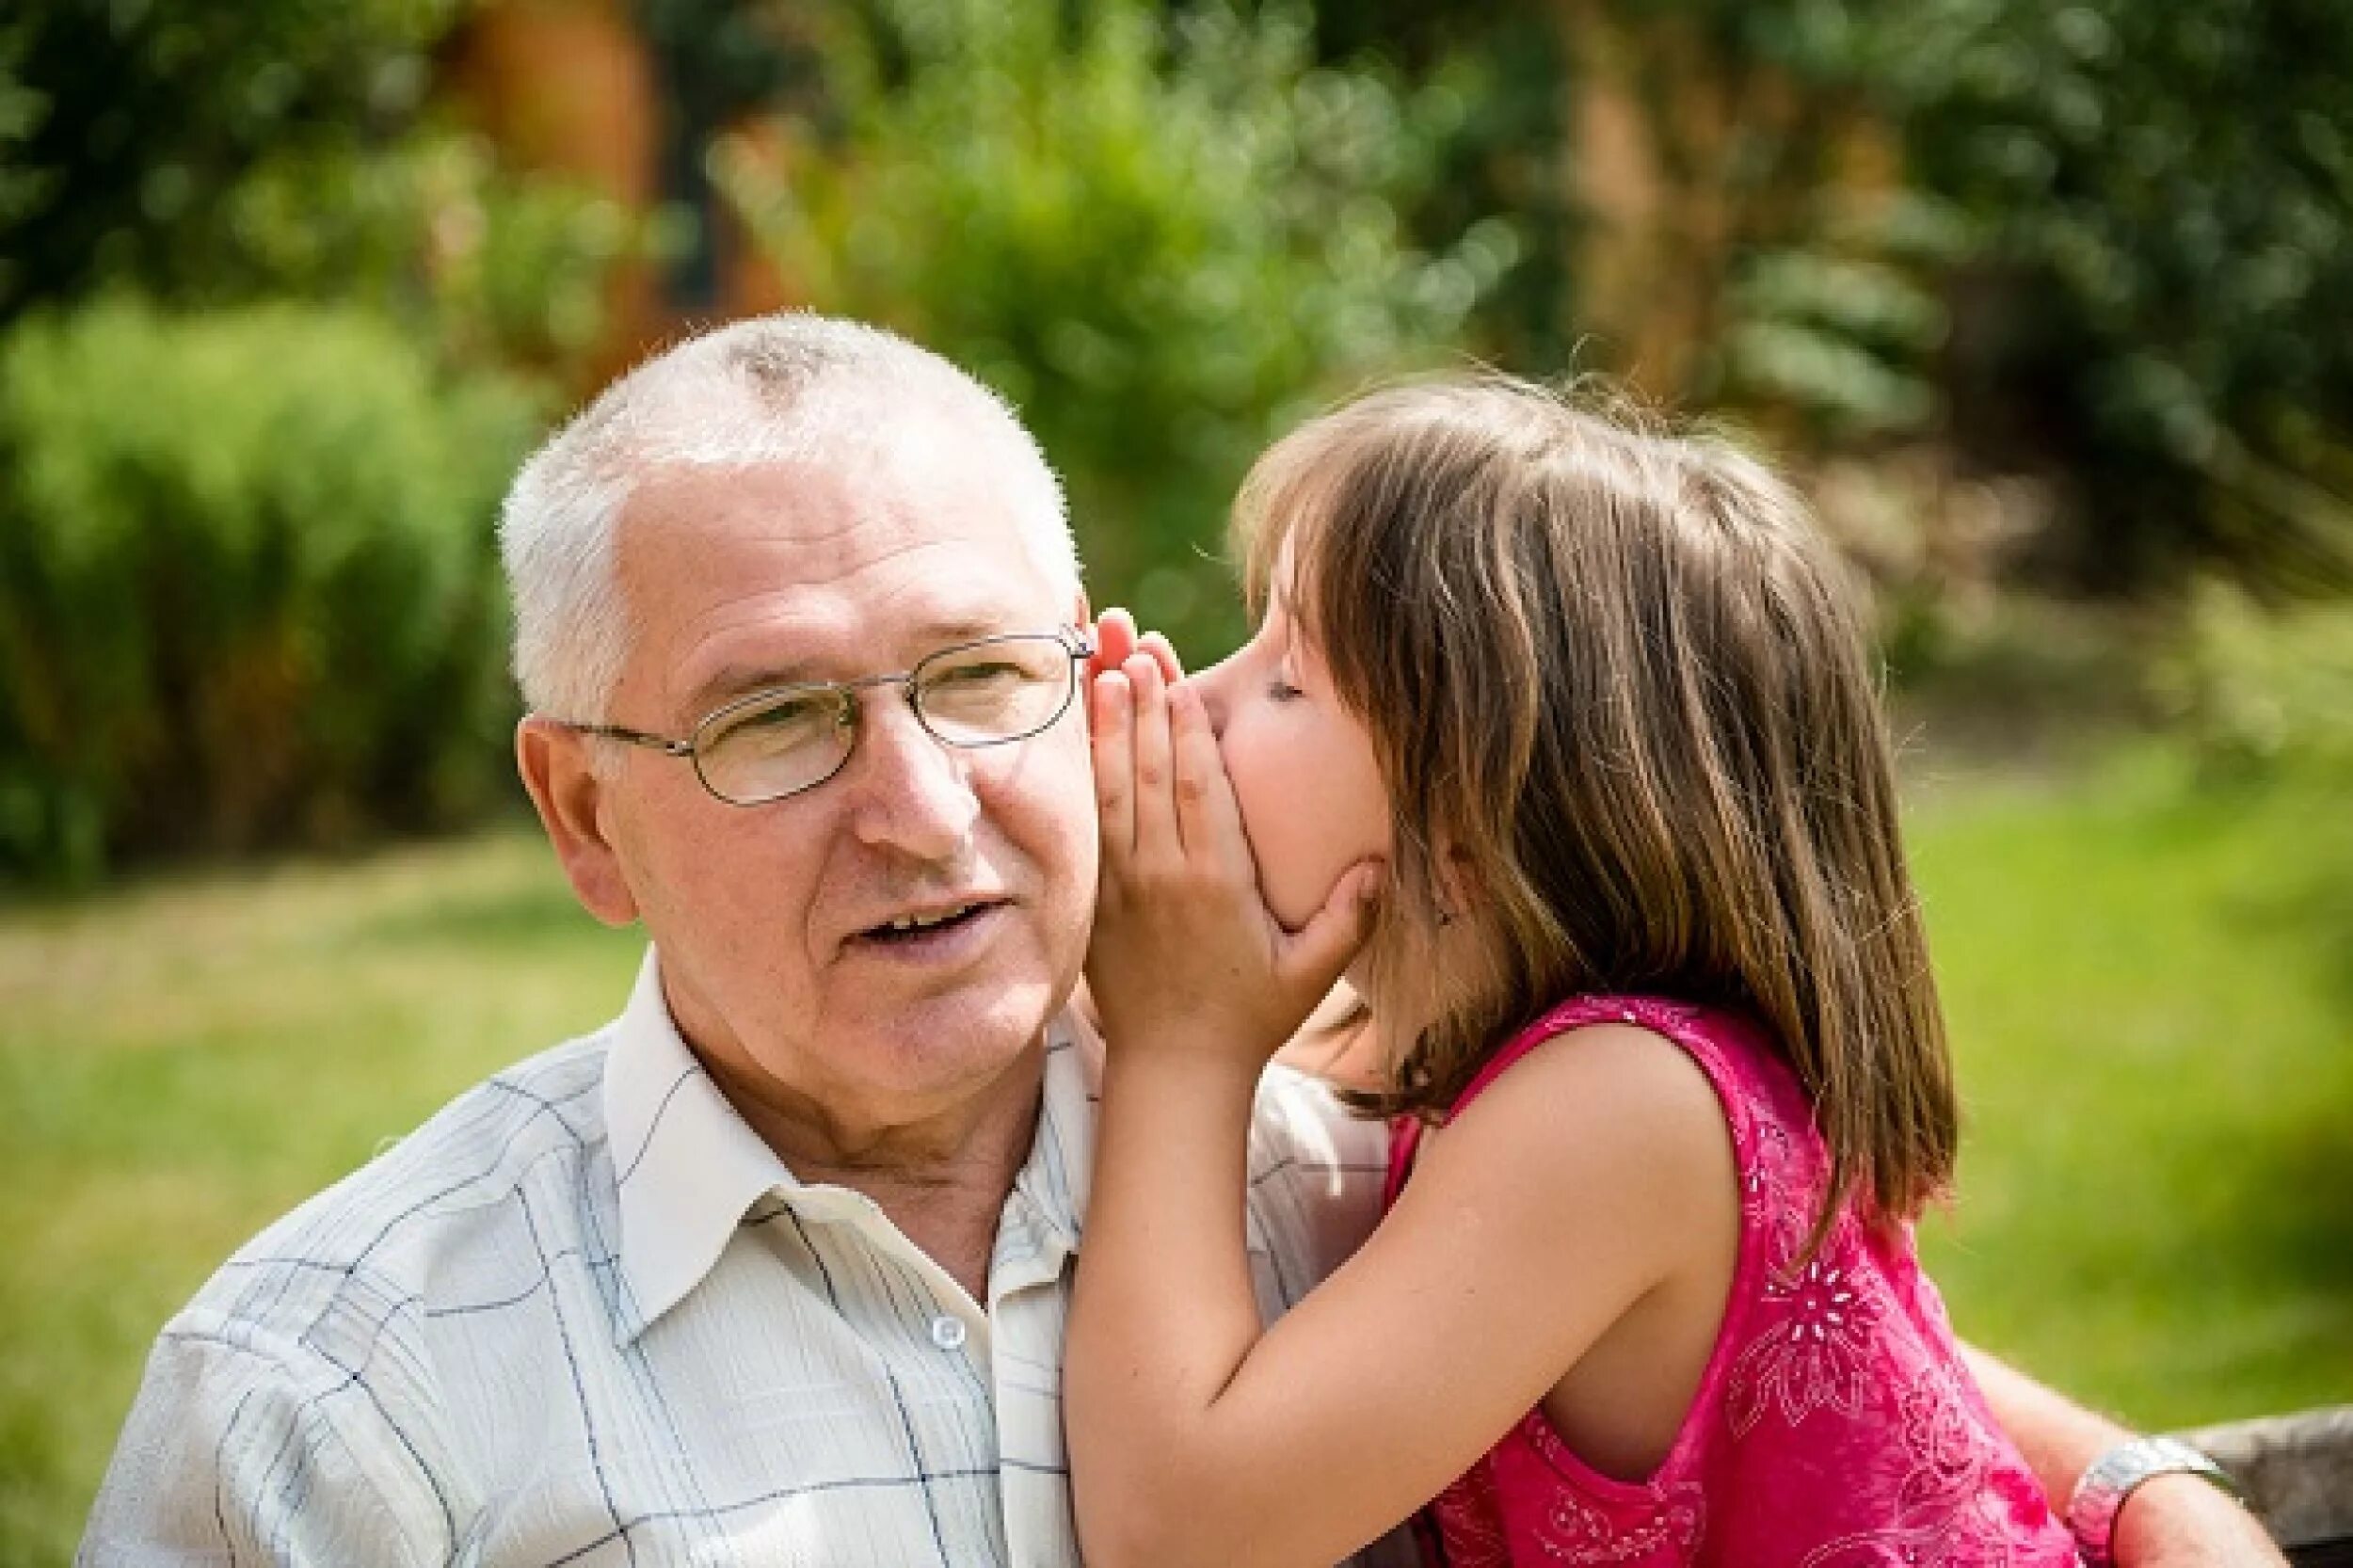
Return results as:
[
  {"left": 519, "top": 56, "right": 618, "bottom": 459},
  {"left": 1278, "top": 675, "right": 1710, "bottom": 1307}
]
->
[{"left": 81, "top": 951, "right": 1406, "bottom": 1566}]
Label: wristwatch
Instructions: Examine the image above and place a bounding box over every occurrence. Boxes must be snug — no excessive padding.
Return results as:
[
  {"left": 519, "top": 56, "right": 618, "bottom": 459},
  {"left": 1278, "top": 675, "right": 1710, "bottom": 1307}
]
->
[{"left": 2066, "top": 1434, "right": 2245, "bottom": 1566}]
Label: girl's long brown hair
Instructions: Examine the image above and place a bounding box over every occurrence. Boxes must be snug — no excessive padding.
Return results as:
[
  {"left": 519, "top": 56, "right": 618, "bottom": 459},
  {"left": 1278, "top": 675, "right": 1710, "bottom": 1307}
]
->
[{"left": 1236, "top": 375, "right": 1955, "bottom": 1249}]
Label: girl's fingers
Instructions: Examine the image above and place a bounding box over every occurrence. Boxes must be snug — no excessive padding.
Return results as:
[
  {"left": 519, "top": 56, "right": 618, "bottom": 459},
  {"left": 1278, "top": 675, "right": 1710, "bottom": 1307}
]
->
[
  {"left": 1123, "top": 653, "right": 1180, "bottom": 868},
  {"left": 1278, "top": 860, "right": 1385, "bottom": 1000},
  {"left": 1137, "top": 630, "right": 1185, "bottom": 685},
  {"left": 1088, "top": 609, "right": 1181, "bottom": 688},
  {"left": 1167, "top": 680, "right": 1254, "bottom": 882},
  {"left": 1089, "top": 608, "right": 1139, "bottom": 688},
  {"left": 1091, "top": 668, "right": 1136, "bottom": 864}
]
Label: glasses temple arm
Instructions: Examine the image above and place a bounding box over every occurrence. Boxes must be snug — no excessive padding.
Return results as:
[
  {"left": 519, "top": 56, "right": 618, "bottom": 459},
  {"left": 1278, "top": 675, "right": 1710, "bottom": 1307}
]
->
[{"left": 553, "top": 720, "right": 695, "bottom": 757}]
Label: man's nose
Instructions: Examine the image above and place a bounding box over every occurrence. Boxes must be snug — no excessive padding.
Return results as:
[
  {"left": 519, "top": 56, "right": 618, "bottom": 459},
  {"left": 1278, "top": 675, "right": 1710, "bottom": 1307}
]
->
[{"left": 840, "top": 694, "right": 980, "bottom": 860}]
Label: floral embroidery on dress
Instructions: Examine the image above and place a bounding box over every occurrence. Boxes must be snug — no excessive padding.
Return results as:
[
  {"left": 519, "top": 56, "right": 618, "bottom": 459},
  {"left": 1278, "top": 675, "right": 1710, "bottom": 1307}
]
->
[
  {"left": 1533, "top": 1481, "right": 1705, "bottom": 1565},
  {"left": 1894, "top": 1364, "right": 1993, "bottom": 1515},
  {"left": 1737, "top": 1110, "right": 1820, "bottom": 1263},
  {"left": 1797, "top": 1521, "right": 2016, "bottom": 1568},
  {"left": 1430, "top": 1465, "right": 1513, "bottom": 1568},
  {"left": 1724, "top": 1248, "right": 1883, "bottom": 1435},
  {"left": 1513, "top": 1413, "right": 1707, "bottom": 1566},
  {"left": 1794, "top": 1367, "right": 2016, "bottom": 1568}
]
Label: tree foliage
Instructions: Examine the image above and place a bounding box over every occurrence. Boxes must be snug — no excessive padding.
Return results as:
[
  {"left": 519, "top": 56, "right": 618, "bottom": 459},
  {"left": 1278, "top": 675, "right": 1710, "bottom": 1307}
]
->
[
  {"left": 719, "top": 0, "right": 1519, "bottom": 655},
  {"left": 0, "top": 0, "right": 457, "bottom": 316},
  {"left": 1891, "top": 0, "right": 2353, "bottom": 589},
  {"left": 0, "top": 0, "right": 639, "bottom": 374},
  {"left": 0, "top": 298, "right": 541, "bottom": 883},
  {"left": 1533, "top": 0, "right": 2353, "bottom": 589}
]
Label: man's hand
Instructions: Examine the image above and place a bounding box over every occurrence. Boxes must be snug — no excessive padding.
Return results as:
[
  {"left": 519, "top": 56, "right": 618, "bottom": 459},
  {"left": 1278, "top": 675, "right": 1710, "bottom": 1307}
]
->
[
  {"left": 2114, "top": 1473, "right": 2285, "bottom": 1568},
  {"left": 1962, "top": 1345, "right": 2286, "bottom": 1567}
]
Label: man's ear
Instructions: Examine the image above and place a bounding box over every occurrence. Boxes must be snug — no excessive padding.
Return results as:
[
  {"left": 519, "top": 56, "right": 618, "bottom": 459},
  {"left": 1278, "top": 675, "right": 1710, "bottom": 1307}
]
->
[{"left": 516, "top": 716, "right": 641, "bottom": 928}]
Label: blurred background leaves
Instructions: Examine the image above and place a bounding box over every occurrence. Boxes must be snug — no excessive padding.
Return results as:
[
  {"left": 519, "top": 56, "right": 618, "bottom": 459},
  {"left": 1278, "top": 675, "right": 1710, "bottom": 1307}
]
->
[
  {"left": 0, "top": 296, "right": 538, "bottom": 881},
  {"left": 714, "top": 0, "right": 1514, "bottom": 653},
  {"left": 3, "top": 0, "right": 2348, "bottom": 885}
]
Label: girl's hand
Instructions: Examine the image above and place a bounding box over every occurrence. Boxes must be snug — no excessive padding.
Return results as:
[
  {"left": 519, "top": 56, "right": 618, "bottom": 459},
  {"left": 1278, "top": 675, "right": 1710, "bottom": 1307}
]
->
[
  {"left": 1086, "top": 606, "right": 1180, "bottom": 692},
  {"left": 1086, "top": 649, "right": 1383, "bottom": 1070}
]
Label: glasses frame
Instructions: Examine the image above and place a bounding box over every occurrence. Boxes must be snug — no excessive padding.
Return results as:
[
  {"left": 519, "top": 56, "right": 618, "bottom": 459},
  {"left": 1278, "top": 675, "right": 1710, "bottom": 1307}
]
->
[{"left": 552, "top": 626, "right": 1096, "bottom": 808}]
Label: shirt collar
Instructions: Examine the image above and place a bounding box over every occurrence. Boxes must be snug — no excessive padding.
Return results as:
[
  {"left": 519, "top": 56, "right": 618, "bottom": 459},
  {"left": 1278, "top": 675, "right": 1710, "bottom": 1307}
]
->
[
  {"left": 987, "top": 1006, "right": 1273, "bottom": 1280},
  {"left": 605, "top": 949, "right": 798, "bottom": 1342},
  {"left": 990, "top": 1007, "right": 1096, "bottom": 1296},
  {"left": 603, "top": 947, "right": 1107, "bottom": 1340}
]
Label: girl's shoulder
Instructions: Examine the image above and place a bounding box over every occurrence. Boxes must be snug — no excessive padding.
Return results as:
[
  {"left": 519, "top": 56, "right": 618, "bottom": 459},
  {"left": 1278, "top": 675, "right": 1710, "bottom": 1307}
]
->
[
  {"left": 1478, "top": 988, "right": 1769, "bottom": 1087},
  {"left": 1384, "top": 988, "right": 1769, "bottom": 1205},
  {"left": 1395, "top": 993, "right": 1815, "bottom": 1202}
]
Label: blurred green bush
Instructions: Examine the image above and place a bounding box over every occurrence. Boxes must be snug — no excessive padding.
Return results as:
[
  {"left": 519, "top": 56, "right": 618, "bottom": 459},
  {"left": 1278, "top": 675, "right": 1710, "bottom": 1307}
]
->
[
  {"left": 2165, "top": 580, "right": 2353, "bottom": 780},
  {"left": 0, "top": 1, "right": 644, "bottom": 385},
  {"left": 1889, "top": 0, "right": 2353, "bottom": 591},
  {"left": 0, "top": 0, "right": 461, "bottom": 317},
  {"left": 718, "top": 0, "right": 1517, "bottom": 657},
  {"left": 0, "top": 297, "right": 543, "bottom": 885}
]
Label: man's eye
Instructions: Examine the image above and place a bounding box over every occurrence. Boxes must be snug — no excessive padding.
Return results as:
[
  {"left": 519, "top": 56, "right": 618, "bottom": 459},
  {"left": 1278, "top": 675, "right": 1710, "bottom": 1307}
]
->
[
  {"left": 749, "top": 695, "right": 829, "bottom": 727},
  {"left": 718, "top": 695, "right": 832, "bottom": 750},
  {"left": 929, "top": 659, "right": 1027, "bottom": 690}
]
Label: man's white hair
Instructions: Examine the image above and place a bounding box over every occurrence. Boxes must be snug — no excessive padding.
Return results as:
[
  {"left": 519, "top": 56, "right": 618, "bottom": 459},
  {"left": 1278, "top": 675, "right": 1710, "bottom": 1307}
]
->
[{"left": 498, "top": 312, "right": 1079, "bottom": 720}]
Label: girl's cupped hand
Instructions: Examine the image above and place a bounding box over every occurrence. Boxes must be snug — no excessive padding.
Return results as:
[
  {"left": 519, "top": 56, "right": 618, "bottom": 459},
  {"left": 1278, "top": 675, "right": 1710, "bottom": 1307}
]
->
[{"left": 1084, "top": 614, "right": 1383, "bottom": 1073}]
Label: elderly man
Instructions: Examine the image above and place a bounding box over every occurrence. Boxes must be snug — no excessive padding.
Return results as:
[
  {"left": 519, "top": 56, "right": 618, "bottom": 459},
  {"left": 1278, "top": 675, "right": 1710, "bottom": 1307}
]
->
[{"left": 85, "top": 315, "right": 2274, "bottom": 1566}]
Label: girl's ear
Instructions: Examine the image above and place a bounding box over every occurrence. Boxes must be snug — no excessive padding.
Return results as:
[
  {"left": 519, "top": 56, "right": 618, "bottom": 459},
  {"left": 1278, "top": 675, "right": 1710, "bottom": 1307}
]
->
[{"left": 1434, "top": 842, "right": 1483, "bottom": 926}]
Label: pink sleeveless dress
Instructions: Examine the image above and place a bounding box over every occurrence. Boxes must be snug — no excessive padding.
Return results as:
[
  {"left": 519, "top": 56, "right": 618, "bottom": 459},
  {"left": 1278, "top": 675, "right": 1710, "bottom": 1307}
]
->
[{"left": 1385, "top": 995, "right": 2081, "bottom": 1568}]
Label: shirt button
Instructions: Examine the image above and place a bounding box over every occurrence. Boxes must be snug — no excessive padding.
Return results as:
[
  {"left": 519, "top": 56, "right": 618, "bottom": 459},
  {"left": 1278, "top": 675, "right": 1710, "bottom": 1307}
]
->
[{"left": 930, "top": 1315, "right": 968, "bottom": 1352}]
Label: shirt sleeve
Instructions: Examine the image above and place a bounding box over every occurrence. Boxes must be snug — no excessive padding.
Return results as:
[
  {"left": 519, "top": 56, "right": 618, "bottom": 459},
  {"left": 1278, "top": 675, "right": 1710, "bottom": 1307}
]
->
[
  {"left": 80, "top": 1324, "right": 454, "bottom": 1567},
  {"left": 1243, "top": 1062, "right": 1389, "bottom": 1314},
  {"left": 1246, "top": 1067, "right": 1424, "bottom": 1568}
]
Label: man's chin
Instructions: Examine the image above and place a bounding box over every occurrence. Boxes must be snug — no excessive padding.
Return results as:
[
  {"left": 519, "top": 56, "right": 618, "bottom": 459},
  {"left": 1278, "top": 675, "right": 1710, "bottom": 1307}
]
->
[{"left": 855, "top": 977, "right": 1063, "bottom": 1083}]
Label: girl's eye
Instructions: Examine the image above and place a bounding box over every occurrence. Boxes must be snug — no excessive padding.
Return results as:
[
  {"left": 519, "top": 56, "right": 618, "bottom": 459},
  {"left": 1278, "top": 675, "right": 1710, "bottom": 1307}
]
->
[{"left": 1267, "top": 679, "right": 1304, "bottom": 702}]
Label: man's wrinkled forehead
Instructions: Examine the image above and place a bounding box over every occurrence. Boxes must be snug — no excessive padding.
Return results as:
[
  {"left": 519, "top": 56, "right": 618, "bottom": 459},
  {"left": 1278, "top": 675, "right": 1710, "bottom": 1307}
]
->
[
  {"left": 615, "top": 410, "right": 1045, "bottom": 584},
  {"left": 616, "top": 441, "right": 1070, "bottom": 695}
]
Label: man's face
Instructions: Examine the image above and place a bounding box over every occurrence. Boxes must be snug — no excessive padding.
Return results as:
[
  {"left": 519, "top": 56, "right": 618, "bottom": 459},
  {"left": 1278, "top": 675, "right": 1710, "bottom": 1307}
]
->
[{"left": 587, "top": 414, "right": 1096, "bottom": 1137}]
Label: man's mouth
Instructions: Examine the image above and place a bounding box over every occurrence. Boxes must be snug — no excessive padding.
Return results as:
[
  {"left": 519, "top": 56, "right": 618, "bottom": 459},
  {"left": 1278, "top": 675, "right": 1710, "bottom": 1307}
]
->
[{"left": 853, "top": 899, "right": 1003, "bottom": 948}]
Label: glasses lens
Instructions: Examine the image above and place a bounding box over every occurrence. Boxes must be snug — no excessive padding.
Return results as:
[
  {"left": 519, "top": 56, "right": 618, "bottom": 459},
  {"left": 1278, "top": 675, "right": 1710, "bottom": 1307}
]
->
[
  {"left": 915, "top": 635, "right": 1074, "bottom": 745},
  {"left": 697, "top": 687, "right": 848, "bottom": 804}
]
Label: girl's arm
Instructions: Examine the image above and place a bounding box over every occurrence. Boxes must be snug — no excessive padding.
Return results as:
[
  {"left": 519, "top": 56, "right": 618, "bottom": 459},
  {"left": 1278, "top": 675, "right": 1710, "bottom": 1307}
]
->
[{"left": 1068, "top": 657, "right": 1735, "bottom": 1568}]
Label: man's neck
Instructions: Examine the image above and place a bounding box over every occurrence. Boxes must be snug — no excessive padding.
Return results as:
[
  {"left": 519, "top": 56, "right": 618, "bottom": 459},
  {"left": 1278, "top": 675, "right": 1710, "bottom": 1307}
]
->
[{"left": 699, "top": 1047, "right": 1045, "bottom": 1304}]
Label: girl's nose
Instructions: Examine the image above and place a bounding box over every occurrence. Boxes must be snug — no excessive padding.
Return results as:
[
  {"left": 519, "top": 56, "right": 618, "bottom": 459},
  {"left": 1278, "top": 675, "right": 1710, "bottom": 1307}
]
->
[{"left": 1186, "top": 654, "right": 1234, "bottom": 736}]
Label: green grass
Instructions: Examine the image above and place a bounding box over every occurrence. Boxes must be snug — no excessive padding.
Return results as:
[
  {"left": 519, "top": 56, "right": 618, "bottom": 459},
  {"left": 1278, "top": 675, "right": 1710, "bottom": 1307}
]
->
[
  {"left": 0, "top": 833, "right": 644, "bottom": 1567},
  {"left": 1908, "top": 746, "right": 2353, "bottom": 1430},
  {"left": 4, "top": 747, "right": 2350, "bottom": 1561}
]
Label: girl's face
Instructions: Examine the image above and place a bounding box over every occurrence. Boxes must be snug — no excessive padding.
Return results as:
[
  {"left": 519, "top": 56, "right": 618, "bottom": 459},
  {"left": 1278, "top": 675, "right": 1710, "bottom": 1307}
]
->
[{"left": 1190, "top": 549, "right": 1393, "bottom": 932}]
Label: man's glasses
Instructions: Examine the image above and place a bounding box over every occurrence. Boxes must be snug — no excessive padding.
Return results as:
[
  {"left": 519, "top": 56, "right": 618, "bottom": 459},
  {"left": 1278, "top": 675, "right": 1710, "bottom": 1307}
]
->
[{"left": 554, "top": 628, "right": 1096, "bottom": 807}]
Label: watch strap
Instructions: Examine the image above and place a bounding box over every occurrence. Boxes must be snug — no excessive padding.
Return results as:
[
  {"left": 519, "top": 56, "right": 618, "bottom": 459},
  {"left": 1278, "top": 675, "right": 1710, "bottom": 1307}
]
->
[{"left": 2066, "top": 1434, "right": 2245, "bottom": 1567}]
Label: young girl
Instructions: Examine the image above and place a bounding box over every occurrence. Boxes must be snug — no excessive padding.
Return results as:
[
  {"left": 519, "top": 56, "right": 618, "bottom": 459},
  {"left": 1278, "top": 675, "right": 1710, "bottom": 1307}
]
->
[{"left": 1066, "top": 376, "right": 2081, "bottom": 1567}]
